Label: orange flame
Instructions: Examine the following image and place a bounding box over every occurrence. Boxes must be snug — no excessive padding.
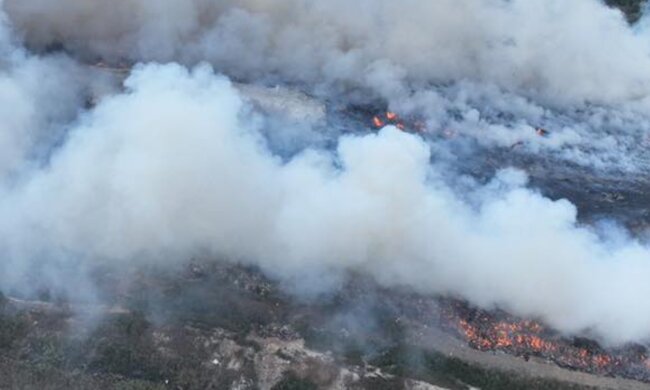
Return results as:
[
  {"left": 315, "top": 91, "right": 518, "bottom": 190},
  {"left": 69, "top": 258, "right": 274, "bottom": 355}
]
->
[
  {"left": 371, "top": 111, "right": 407, "bottom": 131},
  {"left": 451, "top": 316, "right": 643, "bottom": 374},
  {"left": 441, "top": 300, "right": 650, "bottom": 380}
]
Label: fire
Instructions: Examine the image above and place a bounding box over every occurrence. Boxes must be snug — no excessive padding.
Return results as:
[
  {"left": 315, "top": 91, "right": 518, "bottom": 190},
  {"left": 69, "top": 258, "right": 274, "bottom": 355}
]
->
[
  {"left": 457, "top": 318, "right": 557, "bottom": 355},
  {"left": 441, "top": 300, "right": 650, "bottom": 380},
  {"left": 372, "top": 111, "right": 407, "bottom": 131},
  {"left": 455, "top": 317, "right": 627, "bottom": 371}
]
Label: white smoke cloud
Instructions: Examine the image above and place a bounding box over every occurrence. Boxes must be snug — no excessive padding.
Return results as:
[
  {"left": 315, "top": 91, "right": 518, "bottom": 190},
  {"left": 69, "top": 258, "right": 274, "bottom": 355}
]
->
[
  {"left": 4, "top": 0, "right": 650, "bottom": 106},
  {"left": 0, "top": 63, "right": 647, "bottom": 344},
  {"left": 2, "top": 0, "right": 650, "bottom": 346},
  {"left": 7, "top": 0, "right": 650, "bottom": 172},
  {"left": 0, "top": 7, "right": 118, "bottom": 183}
]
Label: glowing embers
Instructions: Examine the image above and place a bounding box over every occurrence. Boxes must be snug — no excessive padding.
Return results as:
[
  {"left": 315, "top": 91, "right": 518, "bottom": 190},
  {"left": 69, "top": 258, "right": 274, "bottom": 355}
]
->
[
  {"left": 372, "top": 111, "right": 406, "bottom": 131},
  {"left": 457, "top": 317, "right": 553, "bottom": 352},
  {"left": 442, "top": 300, "right": 650, "bottom": 379}
]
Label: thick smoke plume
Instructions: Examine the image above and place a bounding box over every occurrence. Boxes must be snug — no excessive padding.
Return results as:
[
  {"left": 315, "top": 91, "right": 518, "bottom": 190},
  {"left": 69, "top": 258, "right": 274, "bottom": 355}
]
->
[
  {"left": 4, "top": 0, "right": 649, "bottom": 104},
  {"left": 7, "top": 0, "right": 650, "bottom": 170},
  {"left": 2, "top": 0, "right": 650, "bottom": 345}
]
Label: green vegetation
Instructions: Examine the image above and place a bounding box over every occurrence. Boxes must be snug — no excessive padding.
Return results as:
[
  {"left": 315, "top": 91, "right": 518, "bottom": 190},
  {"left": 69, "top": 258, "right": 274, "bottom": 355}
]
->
[
  {"left": 0, "top": 355, "right": 166, "bottom": 390},
  {"left": 369, "top": 346, "right": 600, "bottom": 390},
  {"left": 84, "top": 312, "right": 165, "bottom": 380},
  {"left": 271, "top": 371, "right": 318, "bottom": 390},
  {"left": 0, "top": 267, "right": 634, "bottom": 389},
  {"left": 0, "top": 313, "right": 28, "bottom": 351}
]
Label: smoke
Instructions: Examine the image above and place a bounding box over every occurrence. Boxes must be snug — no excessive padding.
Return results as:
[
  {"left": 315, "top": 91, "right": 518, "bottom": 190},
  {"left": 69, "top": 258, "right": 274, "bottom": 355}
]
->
[
  {"left": 6, "top": 0, "right": 650, "bottom": 172},
  {"left": 2, "top": 0, "right": 650, "bottom": 345},
  {"left": 4, "top": 0, "right": 650, "bottom": 105}
]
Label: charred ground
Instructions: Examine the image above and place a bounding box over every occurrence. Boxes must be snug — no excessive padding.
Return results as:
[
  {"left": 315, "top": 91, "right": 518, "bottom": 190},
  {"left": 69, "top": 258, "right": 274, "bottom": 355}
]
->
[
  {"left": 2, "top": 253, "right": 650, "bottom": 390},
  {"left": 2, "top": 1, "right": 650, "bottom": 390}
]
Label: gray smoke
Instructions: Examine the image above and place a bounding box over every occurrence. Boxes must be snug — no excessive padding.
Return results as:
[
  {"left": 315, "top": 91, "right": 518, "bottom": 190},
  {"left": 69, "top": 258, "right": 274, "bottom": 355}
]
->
[
  {"left": 7, "top": 0, "right": 650, "bottom": 170},
  {"left": 2, "top": 0, "right": 650, "bottom": 345},
  {"left": 5, "top": 0, "right": 650, "bottom": 105}
]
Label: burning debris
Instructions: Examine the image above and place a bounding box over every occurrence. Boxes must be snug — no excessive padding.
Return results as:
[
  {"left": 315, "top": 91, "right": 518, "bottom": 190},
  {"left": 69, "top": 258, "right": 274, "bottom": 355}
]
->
[
  {"left": 372, "top": 111, "right": 407, "bottom": 131},
  {"left": 4, "top": 1, "right": 650, "bottom": 388},
  {"left": 370, "top": 111, "right": 431, "bottom": 137},
  {"left": 440, "top": 299, "right": 650, "bottom": 382}
]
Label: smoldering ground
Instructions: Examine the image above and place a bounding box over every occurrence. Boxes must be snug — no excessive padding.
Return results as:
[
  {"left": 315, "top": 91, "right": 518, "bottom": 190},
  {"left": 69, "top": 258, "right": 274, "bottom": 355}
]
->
[{"left": 2, "top": 0, "right": 650, "bottom": 349}]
